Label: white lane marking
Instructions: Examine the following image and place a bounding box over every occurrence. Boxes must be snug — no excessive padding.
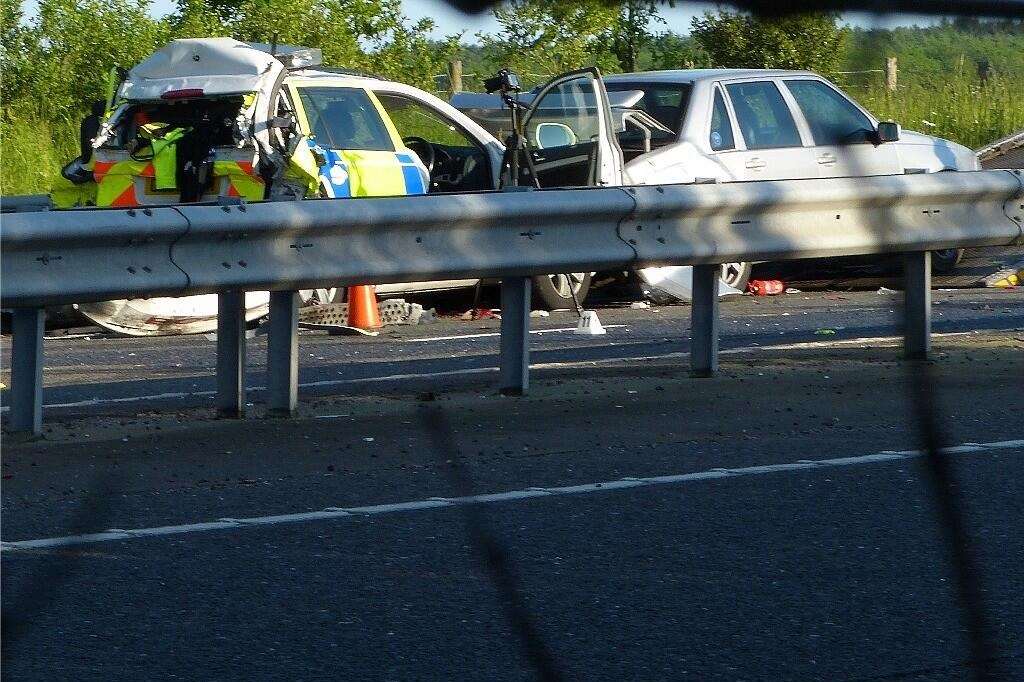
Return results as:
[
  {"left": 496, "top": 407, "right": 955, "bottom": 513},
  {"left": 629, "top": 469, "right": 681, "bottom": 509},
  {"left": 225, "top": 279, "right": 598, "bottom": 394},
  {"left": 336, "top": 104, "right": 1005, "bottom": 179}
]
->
[
  {"left": 409, "top": 325, "right": 627, "bottom": 343},
  {"left": 0, "top": 328, "right": 1007, "bottom": 413},
  {"left": 2, "top": 438, "right": 1019, "bottom": 552}
]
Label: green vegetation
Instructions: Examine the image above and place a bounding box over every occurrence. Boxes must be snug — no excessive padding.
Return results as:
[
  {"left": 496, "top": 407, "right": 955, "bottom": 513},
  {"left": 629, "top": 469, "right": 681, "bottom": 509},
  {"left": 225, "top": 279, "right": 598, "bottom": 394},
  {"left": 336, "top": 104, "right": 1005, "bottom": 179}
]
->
[
  {"left": 690, "top": 12, "right": 848, "bottom": 78},
  {"left": 2, "top": 0, "right": 1022, "bottom": 195},
  {"left": 855, "top": 76, "right": 1023, "bottom": 150}
]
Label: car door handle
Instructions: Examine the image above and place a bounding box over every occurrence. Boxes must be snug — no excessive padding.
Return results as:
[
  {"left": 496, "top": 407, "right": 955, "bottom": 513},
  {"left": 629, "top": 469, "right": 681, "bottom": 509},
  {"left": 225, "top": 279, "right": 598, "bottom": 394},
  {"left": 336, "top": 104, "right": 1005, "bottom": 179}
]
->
[
  {"left": 744, "top": 157, "right": 766, "bottom": 169},
  {"left": 817, "top": 153, "right": 837, "bottom": 165}
]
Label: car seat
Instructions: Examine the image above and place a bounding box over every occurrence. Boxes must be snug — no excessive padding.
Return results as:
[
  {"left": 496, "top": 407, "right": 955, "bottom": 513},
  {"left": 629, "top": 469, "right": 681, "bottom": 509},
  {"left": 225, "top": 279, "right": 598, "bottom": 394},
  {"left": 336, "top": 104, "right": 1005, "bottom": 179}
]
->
[{"left": 314, "top": 100, "right": 358, "bottom": 149}]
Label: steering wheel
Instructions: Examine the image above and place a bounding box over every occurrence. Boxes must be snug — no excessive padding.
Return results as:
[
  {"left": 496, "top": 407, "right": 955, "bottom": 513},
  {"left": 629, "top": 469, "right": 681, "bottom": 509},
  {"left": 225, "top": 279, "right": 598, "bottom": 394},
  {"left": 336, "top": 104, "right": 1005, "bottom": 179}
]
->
[{"left": 402, "top": 136, "right": 436, "bottom": 174}]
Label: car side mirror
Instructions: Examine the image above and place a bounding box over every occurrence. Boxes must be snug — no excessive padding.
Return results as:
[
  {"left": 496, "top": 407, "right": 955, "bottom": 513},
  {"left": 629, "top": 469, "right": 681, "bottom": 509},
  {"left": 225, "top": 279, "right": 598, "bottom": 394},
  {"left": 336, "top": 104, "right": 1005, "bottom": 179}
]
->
[
  {"left": 876, "top": 121, "right": 900, "bottom": 144},
  {"left": 535, "top": 122, "right": 577, "bottom": 149}
]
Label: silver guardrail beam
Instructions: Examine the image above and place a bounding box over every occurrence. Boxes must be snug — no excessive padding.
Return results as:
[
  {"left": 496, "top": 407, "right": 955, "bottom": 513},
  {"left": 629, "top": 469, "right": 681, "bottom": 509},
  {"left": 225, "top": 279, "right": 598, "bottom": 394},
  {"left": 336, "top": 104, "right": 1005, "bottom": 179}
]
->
[
  {"left": 2, "top": 170, "right": 1022, "bottom": 435},
  {"left": 2, "top": 205, "right": 192, "bottom": 306},
  {"left": 624, "top": 170, "right": 1023, "bottom": 265},
  {"left": 4, "top": 171, "right": 1020, "bottom": 308}
]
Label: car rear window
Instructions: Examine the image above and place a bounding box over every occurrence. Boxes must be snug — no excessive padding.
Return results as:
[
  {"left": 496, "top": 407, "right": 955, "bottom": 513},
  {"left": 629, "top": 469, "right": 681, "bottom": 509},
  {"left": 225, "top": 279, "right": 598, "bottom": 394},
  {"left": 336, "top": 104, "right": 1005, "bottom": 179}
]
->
[
  {"left": 605, "top": 82, "right": 691, "bottom": 134},
  {"left": 296, "top": 86, "right": 394, "bottom": 151}
]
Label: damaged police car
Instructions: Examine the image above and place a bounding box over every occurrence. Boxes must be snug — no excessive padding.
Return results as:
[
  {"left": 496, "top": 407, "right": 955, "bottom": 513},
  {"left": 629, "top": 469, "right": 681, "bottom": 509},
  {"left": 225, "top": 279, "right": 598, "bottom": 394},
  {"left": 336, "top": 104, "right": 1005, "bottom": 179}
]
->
[{"left": 59, "top": 38, "right": 623, "bottom": 333}]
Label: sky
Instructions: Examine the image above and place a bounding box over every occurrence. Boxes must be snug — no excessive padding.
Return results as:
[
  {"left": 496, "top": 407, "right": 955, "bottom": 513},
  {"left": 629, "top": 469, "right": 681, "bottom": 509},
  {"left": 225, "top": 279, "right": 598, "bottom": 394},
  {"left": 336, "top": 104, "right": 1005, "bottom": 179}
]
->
[{"left": 21, "top": 0, "right": 941, "bottom": 40}]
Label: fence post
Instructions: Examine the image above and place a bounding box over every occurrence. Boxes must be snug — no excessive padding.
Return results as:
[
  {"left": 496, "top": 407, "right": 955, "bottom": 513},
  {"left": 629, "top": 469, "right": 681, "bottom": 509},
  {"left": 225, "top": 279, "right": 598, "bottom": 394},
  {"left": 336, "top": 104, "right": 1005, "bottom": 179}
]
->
[
  {"left": 267, "top": 290, "right": 299, "bottom": 416},
  {"left": 691, "top": 264, "right": 719, "bottom": 377},
  {"left": 216, "top": 291, "right": 247, "bottom": 418},
  {"left": 447, "top": 59, "right": 463, "bottom": 93},
  {"left": 904, "top": 252, "right": 931, "bottom": 360},
  {"left": 977, "top": 58, "right": 992, "bottom": 84},
  {"left": 885, "top": 56, "right": 898, "bottom": 93},
  {"left": 9, "top": 308, "right": 45, "bottom": 435},
  {"left": 499, "top": 276, "right": 531, "bottom": 396}
]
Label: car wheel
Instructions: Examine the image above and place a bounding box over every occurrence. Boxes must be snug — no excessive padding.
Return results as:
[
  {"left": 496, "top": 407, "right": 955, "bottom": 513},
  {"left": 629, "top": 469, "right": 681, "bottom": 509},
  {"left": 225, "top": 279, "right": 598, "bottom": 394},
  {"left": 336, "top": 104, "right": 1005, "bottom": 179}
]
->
[
  {"left": 531, "top": 273, "right": 592, "bottom": 310},
  {"left": 931, "top": 249, "right": 963, "bottom": 273},
  {"left": 720, "top": 262, "right": 752, "bottom": 292}
]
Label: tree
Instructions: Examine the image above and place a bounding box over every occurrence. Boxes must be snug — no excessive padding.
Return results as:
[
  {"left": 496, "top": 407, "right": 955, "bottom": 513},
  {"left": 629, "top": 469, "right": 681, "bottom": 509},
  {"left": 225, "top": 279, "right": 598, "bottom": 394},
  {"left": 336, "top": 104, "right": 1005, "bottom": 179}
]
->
[
  {"left": 690, "top": 11, "right": 847, "bottom": 78},
  {"left": 1, "top": 0, "right": 43, "bottom": 111},
  {"left": 8, "top": 0, "right": 167, "bottom": 120},
  {"left": 166, "top": 0, "right": 231, "bottom": 39},
  {"left": 603, "top": 0, "right": 662, "bottom": 73},
  {"left": 647, "top": 32, "right": 709, "bottom": 70},
  {"left": 477, "top": 0, "right": 619, "bottom": 86}
]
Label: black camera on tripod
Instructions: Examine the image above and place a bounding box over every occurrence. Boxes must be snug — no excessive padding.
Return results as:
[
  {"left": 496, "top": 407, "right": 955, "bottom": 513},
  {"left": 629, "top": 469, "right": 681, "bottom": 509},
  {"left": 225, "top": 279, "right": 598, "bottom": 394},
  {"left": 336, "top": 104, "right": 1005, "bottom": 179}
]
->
[{"left": 484, "top": 69, "right": 521, "bottom": 95}]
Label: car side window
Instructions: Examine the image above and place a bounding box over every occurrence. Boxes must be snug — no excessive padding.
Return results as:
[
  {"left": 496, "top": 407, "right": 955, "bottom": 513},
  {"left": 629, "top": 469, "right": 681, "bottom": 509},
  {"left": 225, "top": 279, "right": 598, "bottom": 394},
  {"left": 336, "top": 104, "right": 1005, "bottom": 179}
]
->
[
  {"left": 296, "top": 86, "right": 393, "bottom": 151},
  {"left": 375, "top": 92, "right": 477, "bottom": 149},
  {"left": 784, "top": 80, "right": 875, "bottom": 145},
  {"left": 709, "top": 88, "right": 735, "bottom": 151},
  {"left": 724, "top": 81, "right": 802, "bottom": 150}
]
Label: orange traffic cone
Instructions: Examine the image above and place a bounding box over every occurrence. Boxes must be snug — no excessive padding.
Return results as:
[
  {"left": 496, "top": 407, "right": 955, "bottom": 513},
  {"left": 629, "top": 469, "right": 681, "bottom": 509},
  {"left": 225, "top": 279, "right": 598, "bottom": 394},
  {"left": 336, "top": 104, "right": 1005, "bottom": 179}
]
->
[{"left": 346, "top": 285, "right": 383, "bottom": 330}]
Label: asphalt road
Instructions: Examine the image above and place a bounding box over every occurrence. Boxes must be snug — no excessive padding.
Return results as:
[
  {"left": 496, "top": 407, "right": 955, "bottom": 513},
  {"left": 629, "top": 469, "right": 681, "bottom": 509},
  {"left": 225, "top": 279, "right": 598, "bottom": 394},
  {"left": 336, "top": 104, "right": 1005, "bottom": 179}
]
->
[
  {"left": 2, "top": 289, "right": 1023, "bottom": 680},
  {"left": 1, "top": 287, "right": 1022, "bottom": 419}
]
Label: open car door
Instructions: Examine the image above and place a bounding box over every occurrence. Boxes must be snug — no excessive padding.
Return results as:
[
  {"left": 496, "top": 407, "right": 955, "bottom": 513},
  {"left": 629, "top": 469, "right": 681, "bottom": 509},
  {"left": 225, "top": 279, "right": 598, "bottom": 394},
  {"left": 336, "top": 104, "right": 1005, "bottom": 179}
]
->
[{"left": 519, "top": 68, "right": 623, "bottom": 188}]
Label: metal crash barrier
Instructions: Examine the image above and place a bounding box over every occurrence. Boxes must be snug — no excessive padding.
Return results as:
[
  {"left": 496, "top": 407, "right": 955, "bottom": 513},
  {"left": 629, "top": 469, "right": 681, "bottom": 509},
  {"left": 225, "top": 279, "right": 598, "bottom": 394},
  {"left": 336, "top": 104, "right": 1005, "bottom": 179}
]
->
[{"left": 2, "top": 171, "right": 1022, "bottom": 434}]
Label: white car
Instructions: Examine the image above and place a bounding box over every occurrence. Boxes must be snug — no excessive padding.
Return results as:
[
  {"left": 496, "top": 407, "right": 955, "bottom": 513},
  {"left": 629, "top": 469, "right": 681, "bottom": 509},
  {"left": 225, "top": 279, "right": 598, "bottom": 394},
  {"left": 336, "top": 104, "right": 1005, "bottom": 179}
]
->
[{"left": 456, "top": 68, "right": 979, "bottom": 291}]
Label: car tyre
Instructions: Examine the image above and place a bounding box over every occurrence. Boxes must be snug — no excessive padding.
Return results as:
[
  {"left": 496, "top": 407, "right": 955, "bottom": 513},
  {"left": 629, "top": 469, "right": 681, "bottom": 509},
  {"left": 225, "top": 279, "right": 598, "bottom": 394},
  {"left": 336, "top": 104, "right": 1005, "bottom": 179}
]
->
[
  {"left": 931, "top": 249, "right": 963, "bottom": 273},
  {"left": 720, "top": 261, "right": 752, "bottom": 292},
  {"left": 531, "top": 273, "right": 592, "bottom": 310}
]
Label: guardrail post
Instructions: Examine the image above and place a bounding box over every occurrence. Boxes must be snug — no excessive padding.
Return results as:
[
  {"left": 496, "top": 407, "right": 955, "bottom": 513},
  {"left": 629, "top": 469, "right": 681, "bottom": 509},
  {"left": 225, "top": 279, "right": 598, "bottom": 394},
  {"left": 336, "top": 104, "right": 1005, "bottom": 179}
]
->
[
  {"left": 267, "top": 290, "right": 299, "bottom": 416},
  {"left": 904, "top": 252, "right": 931, "bottom": 360},
  {"left": 9, "top": 308, "right": 44, "bottom": 435},
  {"left": 216, "top": 291, "right": 246, "bottom": 418},
  {"left": 499, "top": 276, "right": 531, "bottom": 396},
  {"left": 691, "top": 264, "right": 719, "bottom": 377}
]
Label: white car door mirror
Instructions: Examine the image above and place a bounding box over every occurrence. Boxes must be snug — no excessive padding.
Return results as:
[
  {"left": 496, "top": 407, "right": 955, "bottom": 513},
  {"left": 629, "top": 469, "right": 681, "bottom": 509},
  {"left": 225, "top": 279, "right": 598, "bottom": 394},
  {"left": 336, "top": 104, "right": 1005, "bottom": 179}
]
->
[
  {"left": 876, "top": 121, "right": 901, "bottom": 143},
  {"left": 535, "top": 122, "right": 578, "bottom": 149}
]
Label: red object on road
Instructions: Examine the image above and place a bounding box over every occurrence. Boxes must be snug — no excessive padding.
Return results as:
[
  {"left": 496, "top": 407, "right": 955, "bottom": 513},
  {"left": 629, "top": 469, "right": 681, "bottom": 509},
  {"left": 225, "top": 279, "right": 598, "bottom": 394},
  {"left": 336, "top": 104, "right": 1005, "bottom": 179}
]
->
[{"left": 748, "top": 279, "right": 785, "bottom": 296}]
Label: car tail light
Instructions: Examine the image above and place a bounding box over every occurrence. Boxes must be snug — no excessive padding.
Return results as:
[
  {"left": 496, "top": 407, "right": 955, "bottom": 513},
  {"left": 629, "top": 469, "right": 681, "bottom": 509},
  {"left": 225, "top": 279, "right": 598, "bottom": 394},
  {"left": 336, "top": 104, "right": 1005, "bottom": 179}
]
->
[{"left": 161, "top": 88, "right": 205, "bottom": 100}]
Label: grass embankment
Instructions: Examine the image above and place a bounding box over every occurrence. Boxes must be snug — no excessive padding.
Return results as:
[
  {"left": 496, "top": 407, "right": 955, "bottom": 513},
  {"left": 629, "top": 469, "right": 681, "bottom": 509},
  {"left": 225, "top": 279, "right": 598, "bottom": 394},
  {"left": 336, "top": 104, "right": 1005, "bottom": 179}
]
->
[
  {"left": 0, "top": 107, "right": 77, "bottom": 196},
  {"left": 855, "top": 75, "right": 1024, "bottom": 150}
]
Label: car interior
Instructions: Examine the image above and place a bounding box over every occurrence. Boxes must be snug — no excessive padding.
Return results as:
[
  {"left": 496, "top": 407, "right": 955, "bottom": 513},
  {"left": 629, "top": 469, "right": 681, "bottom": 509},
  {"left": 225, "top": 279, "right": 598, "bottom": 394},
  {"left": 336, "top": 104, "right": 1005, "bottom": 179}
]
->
[
  {"left": 604, "top": 82, "right": 689, "bottom": 161},
  {"left": 374, "top": 92, "right": 493, "bottom": 193},
  {"left": 517, "top": 77, "right": 608, "bottom": 188},
  {"left": 100, "top": 96, "right": 248, "bottom": 201}
]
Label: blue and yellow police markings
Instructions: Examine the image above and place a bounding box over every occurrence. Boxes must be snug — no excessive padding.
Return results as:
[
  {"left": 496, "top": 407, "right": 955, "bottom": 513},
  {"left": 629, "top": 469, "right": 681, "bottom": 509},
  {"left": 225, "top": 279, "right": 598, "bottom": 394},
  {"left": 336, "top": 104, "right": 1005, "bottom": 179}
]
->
[{"left": 315, "top": 143, "right": 428, "bottom": 199}]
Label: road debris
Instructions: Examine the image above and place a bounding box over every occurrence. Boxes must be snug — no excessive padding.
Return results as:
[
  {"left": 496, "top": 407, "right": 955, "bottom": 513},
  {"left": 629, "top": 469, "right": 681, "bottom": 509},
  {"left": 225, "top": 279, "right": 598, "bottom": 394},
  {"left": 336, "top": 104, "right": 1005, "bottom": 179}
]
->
[
  {"left": 458, "top": 308, "right": 499, "bottom": 321},
  {"left": 748, "top": 280, "right": 784, "bottom": 296}
]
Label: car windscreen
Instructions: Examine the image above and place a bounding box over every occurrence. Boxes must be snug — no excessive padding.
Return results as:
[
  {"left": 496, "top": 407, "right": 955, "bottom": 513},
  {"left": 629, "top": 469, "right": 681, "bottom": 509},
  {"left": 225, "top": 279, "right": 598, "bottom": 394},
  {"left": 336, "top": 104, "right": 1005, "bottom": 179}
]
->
[
  {"left": 604, "top": 82, "right": 691, "bottom": 135},
  {"left": 296, "top": 86, "right": 394, "bottom": 151}
]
